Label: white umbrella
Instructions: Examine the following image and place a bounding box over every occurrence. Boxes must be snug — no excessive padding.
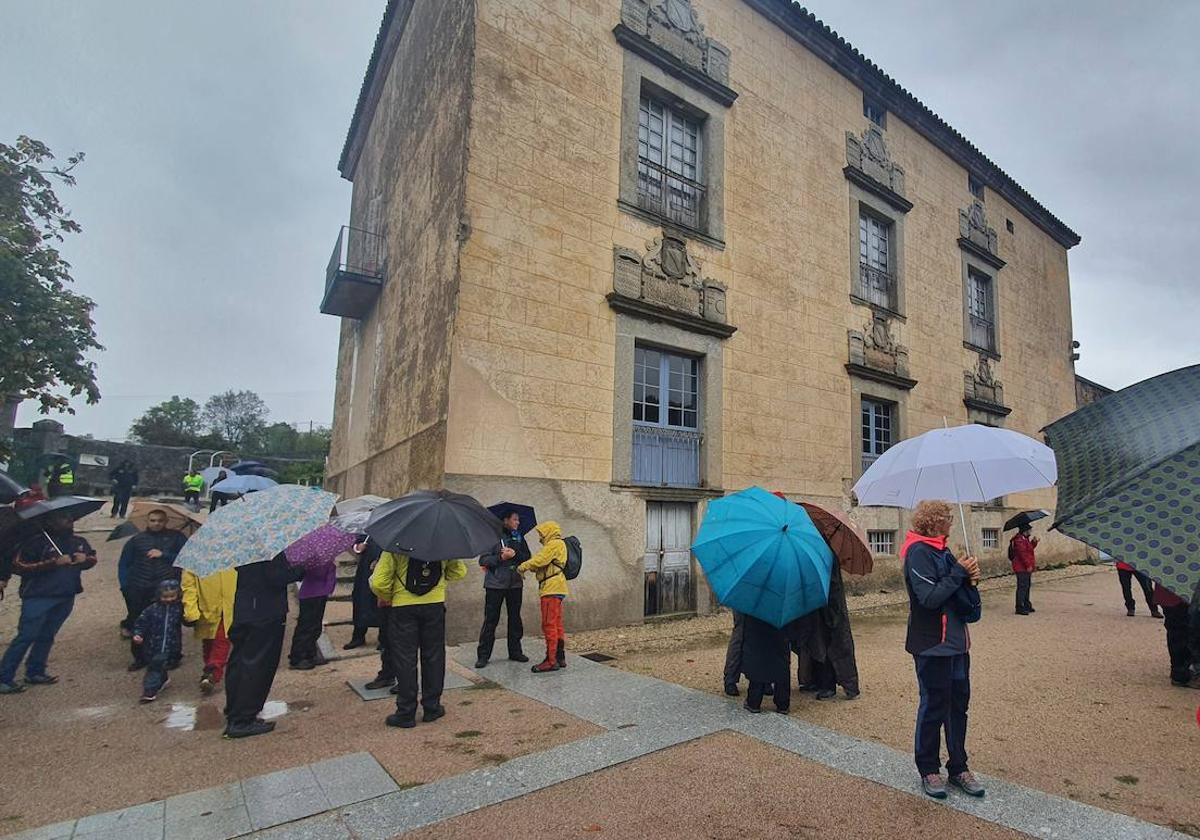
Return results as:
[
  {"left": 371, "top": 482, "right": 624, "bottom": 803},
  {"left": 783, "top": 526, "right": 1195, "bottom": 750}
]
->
[
  {"left": 331, "top": 494, "right": 390, "bottom": 532},
  {"left": 853, "top": 423, "right": 1057, "bottom": 552}
]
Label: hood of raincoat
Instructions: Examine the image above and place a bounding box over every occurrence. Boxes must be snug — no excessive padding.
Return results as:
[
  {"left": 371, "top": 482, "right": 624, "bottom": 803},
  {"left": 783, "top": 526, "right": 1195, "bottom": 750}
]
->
[{"left": 535, "top": 521, "right": 562, "bottom": 544}]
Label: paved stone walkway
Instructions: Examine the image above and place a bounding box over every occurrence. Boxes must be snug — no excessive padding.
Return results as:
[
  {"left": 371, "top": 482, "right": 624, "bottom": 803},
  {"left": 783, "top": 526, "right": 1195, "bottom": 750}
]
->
[{"left": 15, "top": 652, "right": 1190, "bottom": 840}]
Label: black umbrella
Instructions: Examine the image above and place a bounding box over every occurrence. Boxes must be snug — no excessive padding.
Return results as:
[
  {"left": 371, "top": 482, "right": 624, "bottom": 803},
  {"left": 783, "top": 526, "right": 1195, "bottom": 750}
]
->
[
  {"left": 364, "top": 489, "right": 503, "bottom": 562},
  {"left": 2, "top": 495, "right": 105, "bottom": 554},
  {"left": 0, "top": 471, "right": 27, "bottom": 505},
  {"left": 1003, "top": 509, "right": 1050, "bottom": 531},
  {"left": 487, "top": 501, "right": 538, "bottom": 535}
]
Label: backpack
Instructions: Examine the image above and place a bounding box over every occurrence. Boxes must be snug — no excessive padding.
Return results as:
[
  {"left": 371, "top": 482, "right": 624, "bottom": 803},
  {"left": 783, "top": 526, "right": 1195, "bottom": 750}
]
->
[
  {"left": 401, "top": 557, "right": 443, "bottom": 596},
  {"left": 561, "top": 535, "right": 582, "bottom": 580}
]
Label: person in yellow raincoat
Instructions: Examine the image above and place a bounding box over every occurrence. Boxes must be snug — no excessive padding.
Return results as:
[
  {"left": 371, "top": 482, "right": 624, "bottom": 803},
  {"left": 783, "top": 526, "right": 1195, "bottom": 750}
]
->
[
  {"left": 518, "top": 521, "right": 568, "bottom": 674},
  {"left": 181, "top": 568, "right": 237, "bottom": 695},
  {"left": 371, "top": 552, "right": 466, "bottom": 729}
]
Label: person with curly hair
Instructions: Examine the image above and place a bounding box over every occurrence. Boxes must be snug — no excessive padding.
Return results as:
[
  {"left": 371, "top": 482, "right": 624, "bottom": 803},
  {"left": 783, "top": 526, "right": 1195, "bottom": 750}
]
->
[{"left": 901, "top": 500, "right": 984, "bottom": 800}]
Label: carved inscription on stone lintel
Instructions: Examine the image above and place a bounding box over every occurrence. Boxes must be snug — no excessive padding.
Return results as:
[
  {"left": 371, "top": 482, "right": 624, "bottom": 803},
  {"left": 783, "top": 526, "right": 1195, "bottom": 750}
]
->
[
  {"left": 620, "top": 0, "right": 730, "bottom": 85},
  {"left": 848, "top": 312, "right": 910, "bottom": 379},
  {"left": 612, "top": 232, "right": 728, "bottom": 328}
]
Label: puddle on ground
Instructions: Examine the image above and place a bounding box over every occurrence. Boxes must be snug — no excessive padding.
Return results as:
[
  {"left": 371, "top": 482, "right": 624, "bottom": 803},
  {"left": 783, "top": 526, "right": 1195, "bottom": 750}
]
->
[
  {"left": 162, "top": 698, "right": 311, "bottom": 731},
  {"left": 71, "top": 705, "right": 118, "bottom": 721}
]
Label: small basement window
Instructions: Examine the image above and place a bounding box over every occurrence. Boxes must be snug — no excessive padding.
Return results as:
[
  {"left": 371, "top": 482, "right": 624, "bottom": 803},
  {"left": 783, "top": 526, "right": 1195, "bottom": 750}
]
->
[
  {"left": 982, "top": 528, "right": 1000, "bottom": 550},
  {"left": 868, "top": 530, "right": 896, "bottom": 555}
]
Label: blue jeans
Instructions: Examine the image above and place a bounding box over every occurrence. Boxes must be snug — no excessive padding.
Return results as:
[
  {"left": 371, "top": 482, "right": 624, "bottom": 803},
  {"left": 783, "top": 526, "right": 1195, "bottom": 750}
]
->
[
  {"left": 913, "top": 653, "right": 971, "bottom": 777},
  {"left": 0, "top": 596, "right": 75, "bottom": 683}
]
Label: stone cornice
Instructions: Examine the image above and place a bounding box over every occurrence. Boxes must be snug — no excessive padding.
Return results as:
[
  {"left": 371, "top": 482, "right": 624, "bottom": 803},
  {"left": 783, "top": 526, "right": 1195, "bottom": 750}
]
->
[
  {"left": 612, "top": 23, "right": 739, "bottom": 107},
  {"left": 958, "top": 237, "right": 1006, "bottom": 270},
  {"left": 845, "top": 363, "right": 918, "bottom": 392},
  {"left": 843, "top": 165, "right": 913, "bottom": 214},
  {"left": 607, "top": 292, "right": 737, "bottom": 338},
  {"left": 964, "top": 396, "right": 1013, "bottom": 417}
]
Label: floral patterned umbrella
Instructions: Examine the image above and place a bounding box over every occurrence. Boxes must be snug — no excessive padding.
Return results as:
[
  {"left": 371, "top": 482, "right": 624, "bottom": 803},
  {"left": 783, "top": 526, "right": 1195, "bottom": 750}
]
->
[{"left": 174, "top": 485, "right": 338, "bottom": 577}]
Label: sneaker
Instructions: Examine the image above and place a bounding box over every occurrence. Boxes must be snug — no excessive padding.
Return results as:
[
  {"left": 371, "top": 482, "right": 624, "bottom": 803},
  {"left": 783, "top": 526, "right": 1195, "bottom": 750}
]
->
[
  {"left": 1150, "top": 609, "right": 1163, "bottom": 619},
  {"left": 140, "top": 692, "right": 158, "bottom": 704},
  {"left": 921, "top": 774, "right": 947, "bottom": 799},
  {"left": 949, "top": 771, "right": 986, "bottom": 797},
  {"left": 742, "top": 703, "right": 762, "bottom": 714},
  {"left": 224, "top": 720, "right": 275, "bottom": 739},
  {"left": 422, "top": 705, "right": 446, "bottom": 723},
  {"left": 774, "top": 706, "right": 790, "bottom": 715},
  {"left": 531, "top": 661, "right": 560, "bottom": 673},
  {"left": 365, "top": 676, "right": 395, "bottom": 691},
  {"left": 343, "top": 636, "right": 366, "bottom": 650},
  {"left": 385, "top": 714, "right": 416, "bottom": 729},
  {"left": 1027, "top": 606, "right": 1036, "bottom": 613},
  {"left": 724, "top": 683, "right": 740, "bottom": 697},
  {"left": 0, "top": 682, "right": 25, "bottom": 695},
  {"left": 815, "top": 689, "right": 836, "bottom": 701},
  {"left": 474, "top": 658, "right": 489, "bottom": 669},
  {"left": 844, "top": 688, "right": 861, "bottom": 700},
  {"left": 796, "top": 683, "right": 819, "bottom": 692},
  {"left": 199, "top": 675, "right": 214, "bottom": 695},
  {"left": 24, "top": 674, "right": 58, "bottom": 686},
  {"left": 1015, "top": 609, "right": 1030, "bottom": 615},
  {"left": 1127, "top": 608, "right": 1136, "bottom": 617},
  {"left": 509, "top": 653, "right": 530, "bottom": 663},
  {"left": 388, "top": 683, "right": 401, "bottom": 694},
  {"left": 290, "top": 660, "right": 316, "bottom": 671}
]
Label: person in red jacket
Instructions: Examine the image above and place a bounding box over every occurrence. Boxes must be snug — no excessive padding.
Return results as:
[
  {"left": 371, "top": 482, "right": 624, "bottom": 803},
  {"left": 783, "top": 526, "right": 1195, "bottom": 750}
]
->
[
  {"left": 1008, "top": 525, "right": 1038, "bottom": 615},
  {"left": 1115, "top": 561, "right": 1161, "bottom": 618}
]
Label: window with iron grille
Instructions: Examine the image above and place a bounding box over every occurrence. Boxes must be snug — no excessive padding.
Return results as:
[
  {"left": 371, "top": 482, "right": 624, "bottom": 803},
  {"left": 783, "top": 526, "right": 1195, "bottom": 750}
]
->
[
  {"left": 981, "top": 528, "right": 1000, "bottom": 550},
  {"left": 861, "top": 398, "right": 893, "bottom": 472},
  {"left": 969, "top": 173, "right": 985, "bottom": 200},
  {"left": 637, "top": 95, "right": 704, "bottom": 231},
  {"left": 858, "top": 211, "right": 894, "bottom": 308},
  {"left": 863, "top": 95, "right": 887, "bottom": 128},
  {"left": 868, "top": 530, "right": 896, "bottom": 555},
  {"left": 633, "top": 346, "right": 702, "bottom": 486},
  {"left": 967, "top": 269, "right": 996, "bottom": 351}
]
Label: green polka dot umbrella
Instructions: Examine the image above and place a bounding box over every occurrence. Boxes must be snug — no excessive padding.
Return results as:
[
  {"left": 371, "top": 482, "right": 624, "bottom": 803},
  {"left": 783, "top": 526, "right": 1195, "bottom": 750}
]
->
[{"left": 1043, "top": 364, "right": 1200, "bottom": 599}]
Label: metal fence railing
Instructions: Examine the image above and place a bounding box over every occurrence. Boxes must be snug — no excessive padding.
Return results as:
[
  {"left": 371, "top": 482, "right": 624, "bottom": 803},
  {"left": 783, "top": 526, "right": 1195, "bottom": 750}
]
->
[{"left": 633, "top": 425, "right": 702, "bottom": 487}]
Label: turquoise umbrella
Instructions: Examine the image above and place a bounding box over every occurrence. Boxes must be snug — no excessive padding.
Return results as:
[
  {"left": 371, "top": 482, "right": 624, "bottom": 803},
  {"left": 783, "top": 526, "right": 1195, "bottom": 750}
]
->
[
  {"left": 1044, "top": 364, "right": 1200, "bottom": 598},
  {"left": 692, "top": 486, "right": 835, "bottom": 628},
  {"left": 174, "top": 484, "right": 338, "bottom": 577}
]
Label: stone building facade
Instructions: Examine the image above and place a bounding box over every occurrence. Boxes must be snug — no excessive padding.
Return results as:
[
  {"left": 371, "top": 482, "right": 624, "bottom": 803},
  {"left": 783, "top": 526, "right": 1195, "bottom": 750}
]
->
[{"left": 323, "top": 0, "right": 1085, "bottom": 641}]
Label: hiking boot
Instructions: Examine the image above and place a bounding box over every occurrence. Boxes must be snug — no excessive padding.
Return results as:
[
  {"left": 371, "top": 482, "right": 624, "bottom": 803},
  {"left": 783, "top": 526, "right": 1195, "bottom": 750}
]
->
[
  {"left": 724, "top": 683, "right": 740, "bottom": 697},
  {"left": 474, "top": 658, "right": 489, "bottom": 669},
  {"left": 0, "top": 682, "right": 25, "bottom": 695},
  {"left": 385, "top": 714, "right": 416, "bottom": 729},
  {"left": 509, "top": 653, "right": 530, "bottom": 663},
  {"left": 949, "top": 771, "right": 986, "bottom": 797},
  {"left": 422, "top": 705, "right": 446, "bottom": 723},
  {"left": 224, "top": 720, "right": 275, "bottom": 739},
  {"left": 531, "top": 660, "right": 560, "bottom": 673},
  {"left": 555, "top": 640, "right": 567, "bottom": 669},
  {"left": 24, "top": 674, "right": 58, "bottom": 686},
  {"left": 365, "top": 676, "right": 395, "bottom": 691},
  {"left": 921, "top": 774, "right": 947, "bottom": 799}
]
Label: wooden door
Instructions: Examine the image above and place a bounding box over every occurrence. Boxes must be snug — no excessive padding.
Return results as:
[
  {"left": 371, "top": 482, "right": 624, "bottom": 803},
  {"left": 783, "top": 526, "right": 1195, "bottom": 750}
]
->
[{"left": 644, "top": 501, "right": 695, "bottom": 616}]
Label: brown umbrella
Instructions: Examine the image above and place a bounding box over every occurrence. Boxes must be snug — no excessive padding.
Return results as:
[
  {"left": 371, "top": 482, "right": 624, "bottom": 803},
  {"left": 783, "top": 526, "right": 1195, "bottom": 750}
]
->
[
  {"left": 127, "top": 501, "right": 206, "bottom": 535},
  {"left": 799, "top": 502, "right": 873, "bottom": 575}
]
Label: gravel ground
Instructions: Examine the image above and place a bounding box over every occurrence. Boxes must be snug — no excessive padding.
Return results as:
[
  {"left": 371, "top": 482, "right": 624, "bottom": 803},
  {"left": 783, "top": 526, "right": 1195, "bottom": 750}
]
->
[
  {"left": 0, "top": 526, "right": 598, "bottom": 836},
  {"left": 589, "top": 567, "right": 1200, "bottom": 836},
  {"left": 405, "top": 730, "right": 1029, "bottom": 840}
]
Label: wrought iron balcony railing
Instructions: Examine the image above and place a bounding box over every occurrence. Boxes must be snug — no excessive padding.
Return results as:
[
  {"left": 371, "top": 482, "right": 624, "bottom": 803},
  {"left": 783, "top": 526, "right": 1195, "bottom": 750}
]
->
[
  {"left": 968, "top": 314, "right": 996, "bottom": 353},
  {"left": 857, "top": 262, "right": 896, "bottom": 309},
  {"left": 636, "top": 158, "right": 706, "bottom": 231},
  {"left": 633, "top": 425, "right": 702, "bottom": 487},
  {"left": 320, "top": 226, "right": 384, "bottom": 319}
]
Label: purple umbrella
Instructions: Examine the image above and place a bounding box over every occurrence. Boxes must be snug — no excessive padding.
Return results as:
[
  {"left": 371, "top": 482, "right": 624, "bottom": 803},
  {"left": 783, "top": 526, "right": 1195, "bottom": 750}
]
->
[{"left": 285, "top": 523, "right": 359, "bottom": 600}]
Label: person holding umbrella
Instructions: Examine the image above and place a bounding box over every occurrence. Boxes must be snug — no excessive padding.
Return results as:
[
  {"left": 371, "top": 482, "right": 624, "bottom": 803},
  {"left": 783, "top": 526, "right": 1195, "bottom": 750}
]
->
[
  {"left": 474, "top": 503, "right": 533, "bottom": 669},
  {"left": 0, "top": 511, "right": 97, "bottom": 694},
  {"left": 901, "top": 501, "right": 984, "bottom": 800},
  {"left": 1008, "top": 524, "right": 1038, "bottom": 615}
]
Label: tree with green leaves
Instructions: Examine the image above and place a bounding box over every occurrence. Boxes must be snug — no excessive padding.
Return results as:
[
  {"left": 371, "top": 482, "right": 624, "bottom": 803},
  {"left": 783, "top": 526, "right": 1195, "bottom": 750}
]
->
[
  {"left": 203, "top": 390, "right": 268, "bottom": 448},
  {"left": 0, "top": 136, "right": 101, "bottom": 455},
  {"left": 129, "top": 396, "right": 203, "bottom": 447}
]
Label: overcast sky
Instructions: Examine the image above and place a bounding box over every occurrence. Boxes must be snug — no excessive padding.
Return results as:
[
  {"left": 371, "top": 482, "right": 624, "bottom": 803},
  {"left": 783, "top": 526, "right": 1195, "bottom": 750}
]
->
[{"left": 6, "top": 1, "right": 1198, "bottom": 441}]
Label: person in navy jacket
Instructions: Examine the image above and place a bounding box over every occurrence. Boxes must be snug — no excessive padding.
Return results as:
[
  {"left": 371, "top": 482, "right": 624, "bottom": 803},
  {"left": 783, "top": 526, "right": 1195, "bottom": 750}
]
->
[{"left": 901, "top": 500, "right": 984, "bottom": 801}]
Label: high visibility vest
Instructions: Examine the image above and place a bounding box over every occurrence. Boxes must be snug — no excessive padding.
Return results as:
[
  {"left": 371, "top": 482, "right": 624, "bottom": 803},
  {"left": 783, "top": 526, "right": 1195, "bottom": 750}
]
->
[
  {"left": 183, "top": 474, "right": 205, "bottom": 492},
  {"left": 58, "top": 468, "right": 74, "bottom": 486}
]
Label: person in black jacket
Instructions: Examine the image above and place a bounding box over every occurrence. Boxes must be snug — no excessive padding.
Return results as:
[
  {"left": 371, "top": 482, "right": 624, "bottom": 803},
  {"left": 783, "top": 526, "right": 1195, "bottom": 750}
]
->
[
  {"left": 223, "top": 552, "right": 304, "bottom": 739},
  {"left": 108, "top": 460, "right": 138, "bottom": 518},
  {"left": 133, "top": 579, "right": 183, "bottom": 702},
  {"left": 345, "top": 539, "right": 382, "bottom": 651},
  {"left": 474, "top": 511, "right": 531, "bottom": 668},
  {"left": 741, "top": 614, "right": 791, "bottom": 714},
  {"left": 901, "top": 501, "right": 984, "bottom": 801},
  {"left": 119, "top": 510, "right": 187, "bottom": 667}
]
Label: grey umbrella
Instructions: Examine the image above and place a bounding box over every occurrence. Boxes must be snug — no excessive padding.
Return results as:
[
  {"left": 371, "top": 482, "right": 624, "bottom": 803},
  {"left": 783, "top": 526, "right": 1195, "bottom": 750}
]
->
[
  {"left": 364, "top": 489, "right": 503, "bottom": 562},
  {"left": 1043, "top": 364, "right": 1200, "bottom": 598}
]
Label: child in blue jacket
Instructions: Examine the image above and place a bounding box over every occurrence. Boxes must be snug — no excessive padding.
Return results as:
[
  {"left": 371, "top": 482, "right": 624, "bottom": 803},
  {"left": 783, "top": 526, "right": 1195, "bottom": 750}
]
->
[{"left": 133, "top": 579, "right": 184, "bottom": 702}]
